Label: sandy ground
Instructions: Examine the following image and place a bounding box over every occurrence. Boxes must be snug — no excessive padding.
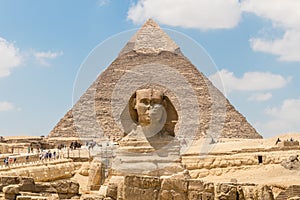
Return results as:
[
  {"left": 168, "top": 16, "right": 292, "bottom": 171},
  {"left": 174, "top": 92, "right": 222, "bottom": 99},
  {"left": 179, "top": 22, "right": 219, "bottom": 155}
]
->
[
  {"left": 201, "top": 164, "right": 300, "bottom": 186},
  {"left": 186, "top": 133, "right": 300, "bottom": 154},
  {"left": 185, "top": 133, "right": 300, "bottom": 186}
]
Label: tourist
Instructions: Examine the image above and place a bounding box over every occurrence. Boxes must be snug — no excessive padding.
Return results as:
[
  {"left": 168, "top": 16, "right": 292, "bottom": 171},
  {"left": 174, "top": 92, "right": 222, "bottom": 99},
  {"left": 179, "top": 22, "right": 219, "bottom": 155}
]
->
[
  {"left": 70, "top": 142, "right": 74, "bottom": 150},
  {"left": 44, "top": 152, "right": 48, "bottom": 160},
  {"left": 9, "top": 157, "right": 13, "bottom": 165},
  {"left": 3, "top": 157, "right": 7, "bottom": 166},
  {"left": 74, "top": 141, "right": 78, "bottom": 150},
  {"left": 5, "top": 157, "right": 8, "bottom": 167}
]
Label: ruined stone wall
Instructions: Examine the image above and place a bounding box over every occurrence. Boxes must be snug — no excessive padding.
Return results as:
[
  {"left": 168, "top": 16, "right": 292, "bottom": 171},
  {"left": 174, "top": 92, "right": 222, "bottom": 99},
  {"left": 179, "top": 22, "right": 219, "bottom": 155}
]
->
[
  {"left": 0, "top": 159, "right": 80, "bottom": 182},
  {"left": 49, "top": 51, "right": 261, "bottom": 140},
  {"left": 0, "top": 176, "right": 79, "bottom": 200},
  {"left": 182, "top": 148, "right": 300, "bottom": 179},
  {"left": 104, "top": 175, "right": 278, "bottom": 200}
]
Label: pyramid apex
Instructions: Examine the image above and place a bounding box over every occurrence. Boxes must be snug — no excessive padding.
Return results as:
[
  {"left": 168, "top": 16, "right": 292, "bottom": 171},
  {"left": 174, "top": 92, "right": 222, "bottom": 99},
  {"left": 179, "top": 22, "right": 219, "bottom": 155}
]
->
[
  {"left": 142, "top": 18, "right": 160, "bottom": 28},
  {"left": 120, "top": 19, "right": 181, "bottom": 55}
]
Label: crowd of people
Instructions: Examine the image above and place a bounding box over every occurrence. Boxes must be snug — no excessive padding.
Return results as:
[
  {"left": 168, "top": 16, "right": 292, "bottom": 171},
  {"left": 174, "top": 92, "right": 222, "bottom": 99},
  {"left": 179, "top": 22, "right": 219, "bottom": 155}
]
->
[
  {"left": 70, "top": 141, "right": 82, "bottom": 150},
  {"left": 1, "top": 149, "right": 63, "bottom": 168},
  {"left": 1, "top": 140, "right": 94, "bottom": 168},
  {"left": 39, "top": 150, "right": 60, "bottom": 161}
]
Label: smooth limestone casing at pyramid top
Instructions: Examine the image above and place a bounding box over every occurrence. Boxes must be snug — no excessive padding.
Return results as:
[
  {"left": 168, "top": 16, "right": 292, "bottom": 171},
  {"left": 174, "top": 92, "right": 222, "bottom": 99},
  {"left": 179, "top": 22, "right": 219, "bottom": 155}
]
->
[{"left": 48, "top": 19, "right": 262, "bottom": 140}]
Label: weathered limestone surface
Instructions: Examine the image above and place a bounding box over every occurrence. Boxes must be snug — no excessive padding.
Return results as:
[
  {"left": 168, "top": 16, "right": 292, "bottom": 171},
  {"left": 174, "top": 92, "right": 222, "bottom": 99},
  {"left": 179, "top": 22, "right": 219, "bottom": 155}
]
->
[
  {"left": 35, "top": 180, "right": 80, "bottom": 199},
  {"left": 182, "top": 149, "right": 300, "bottom": 178},
  {"left": 159, "top": 178, "right": 189, "bottom": 200},
  {"left": 112, "top": 129, "right": 184, "bottom": 176},
  {"left": 80, "top": 194, "right": 105, "bottom": 200},
  {"left": 0, "top": 177, "right": 35, "bottom": 192},
  {"left": 3, "top": 184, "right": 20, "bottom": 200},
  {"left": 16, "top": 196, "right": 51, "bottom": 200},
  {"left": 101, "top": 175, "right": 283, "bottom": 200},
  {"left": 78, "top": 162, "right": 90, "bottom": 176},
  {"left": 281, "top": 155, "right": 300, "bottom": 170},
  {"left": 123, "top": 176, "right": 161, "bottom": 200},
  {"left": 87, "top": 160, "right": 103, "bottom": 190},
  {"left": 0, "top": 160, "right": 80, "bottom": 182},
  {"left": 0, "top": 176, "right": 80, "bottom": 200},
  {"left": 119, "top": 19, "right": 181, "bottom": 55},
  {"left": 48, "top": 19, "right": 261, "bottom": 140},
  {"left": 276, "top": 185, "right": 300, "bottom": 200}
]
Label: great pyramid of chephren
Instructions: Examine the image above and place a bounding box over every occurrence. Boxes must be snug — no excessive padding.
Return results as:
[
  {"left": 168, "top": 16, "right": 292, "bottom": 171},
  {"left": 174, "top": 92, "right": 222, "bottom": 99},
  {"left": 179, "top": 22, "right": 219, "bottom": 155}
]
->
[{"left": 48, "top": 19, "right": 262, "bottom": 140}]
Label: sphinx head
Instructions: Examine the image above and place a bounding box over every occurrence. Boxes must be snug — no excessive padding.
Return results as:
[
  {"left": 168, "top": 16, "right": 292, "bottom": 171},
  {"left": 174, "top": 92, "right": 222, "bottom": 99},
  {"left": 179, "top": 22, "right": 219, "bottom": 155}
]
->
[
  {"left": 124, "top": 88, "right": 178, "bottom": 137},
  {"left": 134, "top": 88, "right": 166, "bottom": 126}
]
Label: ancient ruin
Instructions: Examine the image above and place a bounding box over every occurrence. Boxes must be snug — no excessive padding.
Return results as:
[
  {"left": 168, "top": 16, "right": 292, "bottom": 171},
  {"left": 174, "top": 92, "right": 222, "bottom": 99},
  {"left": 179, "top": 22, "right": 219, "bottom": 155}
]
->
[
  {"left": 48, "top": 19, "right": 262, "bottom": 140},
  {"left": 0, "top": 19, "right": 299, "bottom": 200}
]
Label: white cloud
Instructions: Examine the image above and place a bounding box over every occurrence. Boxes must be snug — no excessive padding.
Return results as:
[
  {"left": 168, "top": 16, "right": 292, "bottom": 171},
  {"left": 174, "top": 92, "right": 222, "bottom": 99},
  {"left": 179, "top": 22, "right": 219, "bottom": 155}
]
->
[
  {"left": 257, "top": 98, "right": 300, "bottom": 135},
  {"left": 241, "top": 0, "right": 300, "bottom": 30},
  {"left": 127, "top": 0, "right": 241, "bottom": 30},
  {"left": 242, "top": 0, "right": 300, "bottom": 61},
  {"left": 0, "top": 37, "right": 23, "bottom": 77},
  {"left": 0, "top": 101, "right": 17, "bottom": 112},
  {"left": 98, "top": 0, "right": 110, "bottom": 7},
  {"left": 250, "top": 30, "right": 300, "bottom": 61},
  {"left": 265, "top": 98, "right": 300, "bottom": 122},
  {"left": 248, "top": 92, "right": 272, "bottom": 102},
  {"left": 209, "top": 69, "right": 290, "bottom": 93},
  {"left": 34, "top": 51, "right": 63, "bottom": 66},
  {"left": 127, "top": 0, "right": 300, "bottom": 61}
]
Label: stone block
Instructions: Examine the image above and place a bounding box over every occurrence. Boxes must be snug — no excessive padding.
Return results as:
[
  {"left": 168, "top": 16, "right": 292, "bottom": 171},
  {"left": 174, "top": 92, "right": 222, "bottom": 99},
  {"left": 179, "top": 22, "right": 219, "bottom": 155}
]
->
[
  {"left": 0, "top": 176, "right": 20, "bottom": 190},
  {"left": 124, "top": 176, "right": 161, "bottom": 189},
  {"left": 3, "top": 184, "right": 20, "bottom": 200},
  {"left": 159, "top": 190, "right": 175, "bottom": 200},
  {"left": 159, "top": 178, "right": 188, "bottom": 200},
  {"left": 204, "top": 182, "right": 214, "bottom": 193},
  {"left": 215, "top": 183, "right": 238, "bottom": 200},
  {"left": 202, "top": 192, "right": 214, "bottom": 200},
  {"left": 16, "top": 196, "right": 49, "bottom": 200},
  {"left": 19, "top": 177, "right": 36, "bottom": 192},
  {"left": 52, "top": 180, "right": 79, "bottom": 194},
  {"left": 34, "top": 183, "right": 56, "bottom": 193},
  {"left": 161, "top": 178, "right": 188, "bottom": 192},
  {"left": 254, "top": 185, "right": 274, "bottom": 200},
  {"left": 188, "top": 190, "right": 202, "bottom": 200},
  {"left": 87, "top": 160, "right": 103, "bottom": 190},
  {"left": 123, "top": 185, "right": 159, "bottom": 200},
  {"left": 80, "top": 194, "right": 104, "bottom": 200},
  {"left": 106, "top": 183, "right": 118, "bottom": 200},
  {"left": 188, "top": 179, "right": 205, "bottom": 200},
  {"left": 3, "top": 184, "right": 20, "bottom": 194}
]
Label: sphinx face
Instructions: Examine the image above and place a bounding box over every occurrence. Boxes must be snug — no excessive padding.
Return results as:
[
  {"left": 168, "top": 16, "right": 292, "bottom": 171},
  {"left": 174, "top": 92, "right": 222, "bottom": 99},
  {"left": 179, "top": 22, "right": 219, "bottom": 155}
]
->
[{"left": 135, "top": 89, "right": 164, "bottom": 126}]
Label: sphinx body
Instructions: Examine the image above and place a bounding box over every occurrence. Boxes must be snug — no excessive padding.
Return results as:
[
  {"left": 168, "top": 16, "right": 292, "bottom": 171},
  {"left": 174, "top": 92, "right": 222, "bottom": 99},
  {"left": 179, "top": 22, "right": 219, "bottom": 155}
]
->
[{"left": 112, "top": 88, "right": 183, "bottom": 176}]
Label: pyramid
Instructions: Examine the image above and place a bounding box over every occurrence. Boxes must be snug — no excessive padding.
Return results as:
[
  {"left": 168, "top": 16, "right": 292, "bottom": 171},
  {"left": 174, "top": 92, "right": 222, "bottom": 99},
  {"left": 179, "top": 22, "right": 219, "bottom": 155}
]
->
[{"left": 48, "top": 19, "right": 262, "bottom": 140}]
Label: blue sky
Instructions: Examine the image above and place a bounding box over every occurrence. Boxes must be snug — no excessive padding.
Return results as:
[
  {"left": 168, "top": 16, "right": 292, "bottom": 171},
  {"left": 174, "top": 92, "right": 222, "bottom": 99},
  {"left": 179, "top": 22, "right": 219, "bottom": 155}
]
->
[{"left": 0, "top": 0, "right": 299, "bottom": 138}]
